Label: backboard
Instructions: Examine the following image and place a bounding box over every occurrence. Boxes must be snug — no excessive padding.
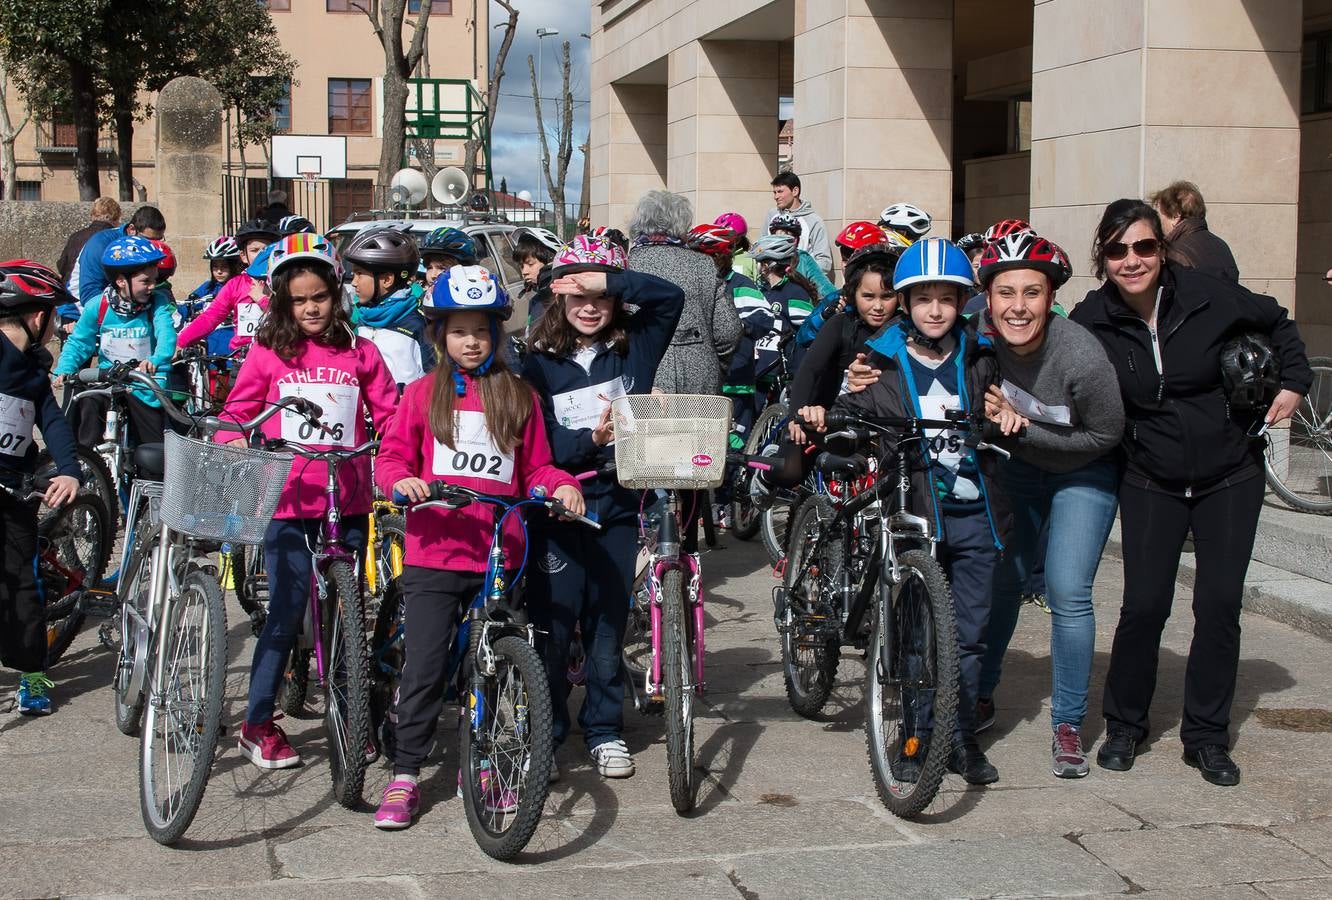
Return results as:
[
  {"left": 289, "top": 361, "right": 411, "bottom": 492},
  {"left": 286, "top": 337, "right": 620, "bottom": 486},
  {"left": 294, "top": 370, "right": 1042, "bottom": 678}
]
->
[{"left": 272, "top": 135, "right": 348, "bottom": 180}]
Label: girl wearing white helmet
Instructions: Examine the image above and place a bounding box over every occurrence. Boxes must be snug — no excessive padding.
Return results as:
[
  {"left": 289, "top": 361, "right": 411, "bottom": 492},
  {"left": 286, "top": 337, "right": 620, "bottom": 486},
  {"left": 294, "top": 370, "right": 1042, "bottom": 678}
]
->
[
  {"left": 222, "top": 233, "right": 399, "bottom": 774},
  {"left": 368, "top": 265, "right": 584, "bottom": 829}
]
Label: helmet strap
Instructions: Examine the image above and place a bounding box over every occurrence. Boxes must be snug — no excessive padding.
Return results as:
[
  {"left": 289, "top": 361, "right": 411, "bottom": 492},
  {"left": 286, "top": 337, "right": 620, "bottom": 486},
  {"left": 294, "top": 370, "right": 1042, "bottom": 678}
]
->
[{"left": 904, "top": 318, "right": 945, "bottom": 353}]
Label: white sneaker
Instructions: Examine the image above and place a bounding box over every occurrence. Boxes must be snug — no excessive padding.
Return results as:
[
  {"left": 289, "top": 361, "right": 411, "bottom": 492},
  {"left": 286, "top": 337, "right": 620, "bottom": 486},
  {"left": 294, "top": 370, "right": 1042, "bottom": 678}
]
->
[{"left": 591, "top": 739, "right": 635, "bottom": 778}]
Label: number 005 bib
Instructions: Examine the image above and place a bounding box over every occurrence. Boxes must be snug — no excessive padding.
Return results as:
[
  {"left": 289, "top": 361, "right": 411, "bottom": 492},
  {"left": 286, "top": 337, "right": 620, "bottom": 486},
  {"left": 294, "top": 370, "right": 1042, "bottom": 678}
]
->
[
  {"left": 278, "top": 382, "right": 359, "bottom": 447},
  {"left": 432, "top": 410, "right": 515, "bottom": 484}
]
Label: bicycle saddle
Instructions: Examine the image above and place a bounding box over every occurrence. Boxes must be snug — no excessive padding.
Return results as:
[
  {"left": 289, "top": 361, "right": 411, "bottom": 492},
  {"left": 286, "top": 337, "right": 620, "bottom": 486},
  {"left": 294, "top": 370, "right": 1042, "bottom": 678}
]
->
[
  {"left": 815, "top": 451, "right": 868, "bottom": 478},
  {"left": 134, "top": 442, "right": 166, "bottom": 480}
]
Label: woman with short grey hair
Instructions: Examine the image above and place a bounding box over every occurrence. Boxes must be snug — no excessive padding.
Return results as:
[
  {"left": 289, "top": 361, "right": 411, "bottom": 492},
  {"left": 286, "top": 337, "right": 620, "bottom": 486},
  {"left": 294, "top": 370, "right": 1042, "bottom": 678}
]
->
[{"left": 626, "top": 190, "right": 740, "bottom": 395}]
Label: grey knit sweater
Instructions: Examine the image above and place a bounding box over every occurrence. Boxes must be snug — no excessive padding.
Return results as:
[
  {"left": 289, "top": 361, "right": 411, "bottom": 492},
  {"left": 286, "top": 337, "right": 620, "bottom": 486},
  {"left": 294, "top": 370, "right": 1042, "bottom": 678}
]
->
[
  {"left": 989, "top": 313, "right": 1125, "bottom": 473},
  {"left": 628, "top": 243, "right": 741, "bottom": 395}
]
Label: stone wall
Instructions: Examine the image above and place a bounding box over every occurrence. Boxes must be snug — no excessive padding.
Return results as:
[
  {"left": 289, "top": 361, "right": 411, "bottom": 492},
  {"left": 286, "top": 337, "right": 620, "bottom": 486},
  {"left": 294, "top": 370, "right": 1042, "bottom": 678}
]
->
[{"left": 0, "top": 201, "right": 144, "bottom": 269}]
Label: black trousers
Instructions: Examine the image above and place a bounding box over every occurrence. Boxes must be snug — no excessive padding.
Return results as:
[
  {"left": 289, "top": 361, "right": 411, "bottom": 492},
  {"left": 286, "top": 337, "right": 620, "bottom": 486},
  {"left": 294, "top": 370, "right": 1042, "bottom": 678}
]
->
[
  {"left": 70, "top": 392, "right": 164, "bottom": 449},
  {"left": 1103, "top": 472, "right": 1265, "bottom": 751},
  {"left": 0, "top": 493, "right": 45, "bottom": 673}
]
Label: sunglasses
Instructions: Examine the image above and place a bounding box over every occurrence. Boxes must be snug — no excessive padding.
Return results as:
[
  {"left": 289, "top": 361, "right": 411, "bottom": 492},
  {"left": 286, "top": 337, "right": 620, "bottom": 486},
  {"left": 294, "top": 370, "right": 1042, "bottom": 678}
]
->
[{"left": 1104, "top": 238, "right": 1160, "bottom": 261}]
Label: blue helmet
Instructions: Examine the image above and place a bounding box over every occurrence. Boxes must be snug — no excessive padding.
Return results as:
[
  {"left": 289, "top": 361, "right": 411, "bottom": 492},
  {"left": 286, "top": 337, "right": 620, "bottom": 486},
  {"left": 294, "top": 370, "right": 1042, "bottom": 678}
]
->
[
  {"left": 420, "top": 227, "right": 477, "bottom": 265},
  {"left": 891, "top": 237, "right": 974, "bottom": 292},
  {"left": 245, "top": 242, "right": 278, "bottom": 279},
  {"left": 101, "top": 235, "right": 166, "bottom": 272},
  {"left": 423, "top": 265, "right": 511, "bottom": 320}
]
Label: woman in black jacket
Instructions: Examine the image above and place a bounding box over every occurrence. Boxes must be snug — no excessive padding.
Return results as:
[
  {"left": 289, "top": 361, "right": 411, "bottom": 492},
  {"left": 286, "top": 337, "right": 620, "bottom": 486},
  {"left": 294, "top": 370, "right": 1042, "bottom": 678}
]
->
[{"left": 1070, "top": 200, "right": 1312, "bottom": 787}]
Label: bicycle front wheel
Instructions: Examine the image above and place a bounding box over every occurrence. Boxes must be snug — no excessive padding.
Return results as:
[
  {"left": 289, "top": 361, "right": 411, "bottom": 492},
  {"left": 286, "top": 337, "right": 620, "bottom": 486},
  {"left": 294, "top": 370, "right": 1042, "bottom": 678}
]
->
[
  {"left": 866, "top": 549, "right": 957, "bottom": 819},
  {"left": 780, "top": 496, "right": 841, "bottom": 719},
  {"left": 114, "top": 522, "right": 158, "bottom": 737},
  {"left": 322, "top": 561, "right": 370, "bottom": 809},
  {"left": 661, "top": 568, "right": 698, "bottom": 814},
  {"left": 460, "top": 633, "right": 554, "bottom": 860},
  {"left": 139, "top": 568, "right": 227, "bottom": 845},
  {"left": 732, "top": 402, "right": 786, "bottom": 541}
]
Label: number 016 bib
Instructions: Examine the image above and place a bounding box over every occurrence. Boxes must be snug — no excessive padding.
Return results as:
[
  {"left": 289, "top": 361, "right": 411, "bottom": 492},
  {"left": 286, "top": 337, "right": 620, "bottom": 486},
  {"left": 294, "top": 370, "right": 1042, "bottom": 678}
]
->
[
  {"left": 278, "top": 382, "right": 359, "bottom": 447},
  {"left": 433, "top": 410, "right": 515, "bottom": 484}
]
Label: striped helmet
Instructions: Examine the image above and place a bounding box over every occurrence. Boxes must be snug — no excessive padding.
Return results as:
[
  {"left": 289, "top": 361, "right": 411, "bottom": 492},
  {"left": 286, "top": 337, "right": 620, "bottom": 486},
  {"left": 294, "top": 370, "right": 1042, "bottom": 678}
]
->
[{"left": 891, "top": 237, "right": 974, "bottom": 291}]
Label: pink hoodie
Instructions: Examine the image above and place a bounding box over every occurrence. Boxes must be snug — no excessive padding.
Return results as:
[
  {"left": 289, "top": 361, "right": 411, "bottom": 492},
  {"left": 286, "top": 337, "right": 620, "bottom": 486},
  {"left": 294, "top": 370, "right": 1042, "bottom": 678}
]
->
[
  {"left": 178, "top": 273, "right": 269, "bottom": 351},
  {"left": 375, "top": 372, "right": 577, "bottom": 573},
  {"left": 220, "top": 334, "right": 398, "bottom": 519}
]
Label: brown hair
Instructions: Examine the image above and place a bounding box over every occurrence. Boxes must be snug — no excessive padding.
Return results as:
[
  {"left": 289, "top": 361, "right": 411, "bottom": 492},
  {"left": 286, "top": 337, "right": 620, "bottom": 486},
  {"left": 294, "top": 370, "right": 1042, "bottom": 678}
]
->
[
  {"left": 428, "top": 315, "right": 531, "bottom": 455},
  {"left": 527, "top": 292, "right": 630, "bottom": 357},
  {"left": 1150, "top": 180, "right": 1207, "bottom": 221},
  {"left": 1092, "top": 199, "right": 1168, "bottom": 280},
  {"left": 256, "top": 263, "right": 354, "bottom": 362}
]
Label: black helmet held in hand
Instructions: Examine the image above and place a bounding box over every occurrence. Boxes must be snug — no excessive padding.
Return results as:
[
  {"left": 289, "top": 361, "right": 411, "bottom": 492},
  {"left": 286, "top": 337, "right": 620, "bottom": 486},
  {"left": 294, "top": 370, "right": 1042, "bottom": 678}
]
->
[{"left": 1220, "top": 332, "right": 1280, "bottom": 411}]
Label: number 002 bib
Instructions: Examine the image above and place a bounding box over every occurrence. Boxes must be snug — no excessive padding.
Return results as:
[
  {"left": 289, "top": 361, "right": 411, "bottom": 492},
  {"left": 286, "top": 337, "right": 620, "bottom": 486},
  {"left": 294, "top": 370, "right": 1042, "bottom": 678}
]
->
[
  {"left": 432, "top": 410, "right": 515, "bottom": 484},
  {"left": 278, "top": 382, "right": 359, "bottom": 447}
]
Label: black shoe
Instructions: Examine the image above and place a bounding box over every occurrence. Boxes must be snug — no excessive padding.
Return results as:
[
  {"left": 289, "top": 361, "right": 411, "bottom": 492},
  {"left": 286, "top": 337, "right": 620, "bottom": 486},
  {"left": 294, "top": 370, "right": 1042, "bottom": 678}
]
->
[
  {"left": 975, "top": 697, "right": 996, "bottom": 734},
  {"left": 1096, "top": 726, "right": 1139, "bottom": 772},
  {"left": 948, "top": 743, "right": 999, "bottom": 785},
  {"left": 1183, "top": 745, "right": 1240, "bottom": 786}
]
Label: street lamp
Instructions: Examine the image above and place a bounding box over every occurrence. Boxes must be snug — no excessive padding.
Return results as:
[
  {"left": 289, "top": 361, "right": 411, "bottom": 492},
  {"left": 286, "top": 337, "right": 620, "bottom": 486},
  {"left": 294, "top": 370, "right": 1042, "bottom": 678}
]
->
[{"left": 535, "top": 26, "right": 560, "bottom": 208}]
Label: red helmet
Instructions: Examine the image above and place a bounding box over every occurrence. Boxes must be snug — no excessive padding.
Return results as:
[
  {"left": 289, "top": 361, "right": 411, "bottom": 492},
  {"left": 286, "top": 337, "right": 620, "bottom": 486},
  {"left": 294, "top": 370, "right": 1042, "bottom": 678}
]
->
[
  {"left": 149, "top": 240, "right": 177, "bottom": 278},
  {"left": 686, "top": 223, "right": 738, "bottom": 258},
  {"left": 983, "top": 218, "right": 1034, "bottom": 243},
  {"left": 977, "top": 232, "right": 1071, "bottom": 289},
  {"left": 835, "top": 221, "right": 887, "bottom": 253},
  {"left": 0, "top": 260, "right": 73, "bottom": 311}
]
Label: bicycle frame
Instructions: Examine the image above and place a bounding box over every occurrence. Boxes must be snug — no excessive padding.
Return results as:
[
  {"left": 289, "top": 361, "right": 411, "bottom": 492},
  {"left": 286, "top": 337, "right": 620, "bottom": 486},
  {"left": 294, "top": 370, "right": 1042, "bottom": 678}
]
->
[
  {"left": 297, "top": 451, "right": 367, "bottom": 684},
  {"left": 641, "top": 491, "right": 706, "bottom": 701}
]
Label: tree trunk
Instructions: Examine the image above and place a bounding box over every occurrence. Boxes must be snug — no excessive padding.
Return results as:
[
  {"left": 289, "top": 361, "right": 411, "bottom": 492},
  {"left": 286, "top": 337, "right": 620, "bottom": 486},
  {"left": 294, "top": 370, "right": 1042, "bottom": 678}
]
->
[
  {"left": 69, "top": 58, "right": 101, "bottom": 200},
  {"left": 113, "top": 85, "right": 134, "bottom": 203},
  {"left": 379, "top": 71, "right": 408, "bottom": 191},
  {"left": 0, "top": 63, "right": 28, "bottom": 202}
]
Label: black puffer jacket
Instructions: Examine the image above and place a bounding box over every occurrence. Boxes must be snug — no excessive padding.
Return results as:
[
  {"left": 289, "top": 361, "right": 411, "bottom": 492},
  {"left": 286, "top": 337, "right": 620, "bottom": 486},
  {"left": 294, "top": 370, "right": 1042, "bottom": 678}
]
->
[{"left": 1070, "top": 263, "right": 1312, "bottom": 495}]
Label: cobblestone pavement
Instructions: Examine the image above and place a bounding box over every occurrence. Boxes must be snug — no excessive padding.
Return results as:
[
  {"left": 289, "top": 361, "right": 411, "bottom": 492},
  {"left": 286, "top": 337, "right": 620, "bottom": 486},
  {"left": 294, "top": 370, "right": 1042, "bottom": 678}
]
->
[{"left": 2, "top": 536, "right": 1329, "bottom": 899}]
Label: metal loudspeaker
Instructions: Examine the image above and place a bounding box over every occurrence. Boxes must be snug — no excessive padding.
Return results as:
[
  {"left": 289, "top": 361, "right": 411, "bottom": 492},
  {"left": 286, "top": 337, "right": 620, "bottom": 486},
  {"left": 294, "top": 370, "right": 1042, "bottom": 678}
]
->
[
  {"left": 432, "top": 166, "right": 469, "bottom": 205},
  {"left": 389, "top": 167, "right": 429, "bottom": 206}
]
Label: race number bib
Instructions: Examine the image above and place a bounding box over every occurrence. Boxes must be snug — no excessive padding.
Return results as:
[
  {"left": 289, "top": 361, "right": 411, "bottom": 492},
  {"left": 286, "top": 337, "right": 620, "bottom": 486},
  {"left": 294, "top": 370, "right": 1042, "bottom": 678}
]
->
[
  {"left": 999, "top": 380, "right": 1072, "bottom": 427},
  {"left": 236, "top": 301, "right": 264, "bottom": 339},
  {"left": 551, "top": 378, "right": 625, "bottom": 431},
  {"left": 432, "top": 410, "right": 515, "bottom": 484},
  {"left": 101, "top": 332, "right": 150, "bottom": 363},
  {"left": 0, "top": 393, "right": 35, "bottom": 457},
  {"left": 918, "top": 390, "right": 967, "bottom": 468},
  {"left": 278, "top": 382, "right": 359, "bottom": 447}
]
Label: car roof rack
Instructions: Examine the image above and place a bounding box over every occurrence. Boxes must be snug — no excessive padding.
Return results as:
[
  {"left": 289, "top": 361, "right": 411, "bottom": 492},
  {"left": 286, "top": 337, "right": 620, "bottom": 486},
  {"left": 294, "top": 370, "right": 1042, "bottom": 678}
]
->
[{"left": 337, "top": 208, "right": 513, "bottom": 227}]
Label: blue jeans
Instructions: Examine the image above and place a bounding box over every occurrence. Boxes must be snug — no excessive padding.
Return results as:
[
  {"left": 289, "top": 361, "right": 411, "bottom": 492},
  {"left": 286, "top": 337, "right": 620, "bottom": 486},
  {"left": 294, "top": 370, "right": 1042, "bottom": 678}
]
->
[{"left": 979, "top": 457, "right": 1119, "bottom": 728}]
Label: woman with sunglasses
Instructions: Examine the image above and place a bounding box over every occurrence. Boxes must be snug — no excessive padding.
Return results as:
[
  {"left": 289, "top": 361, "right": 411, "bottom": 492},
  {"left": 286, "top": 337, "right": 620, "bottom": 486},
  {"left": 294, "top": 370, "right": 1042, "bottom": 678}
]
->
[{"left": 1070, "top": 199, "right": 1312, "bottom": 787}]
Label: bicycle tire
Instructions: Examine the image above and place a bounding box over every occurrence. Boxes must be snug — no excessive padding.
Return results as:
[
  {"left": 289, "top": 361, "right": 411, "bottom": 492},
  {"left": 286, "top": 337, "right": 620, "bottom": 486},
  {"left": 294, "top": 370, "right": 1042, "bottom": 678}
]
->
[
  {"left": 661, "top": 568, "right": 698, "bottom": 814},
  {"left": 228, "top": 543, "right": 269, "bottom": 635},
  {"left": 460, "top": 633, "right": 554, "bottom": 860},
  {"left": 731, "top": 402, "right": 787, "bottom": 541},
  {"left": 368, "top": 513, "right": 405, "bottom": 626},
  {"left": 369, "top": 578, "right": 405, "bottom": 763},
  {"left": 35, "top": 445, "right": 118, "bottom": 534},
  {"left": 114, "top": 523, "right": 157, "bottom": 736},
  {"left": 278, "top": 648, "right": 312, "bottom": 717},
  {"left": 866, "top": 549, "right": 957, "bottom": 819},
  {"left": 42, "top": 492, "right": 113, "bottom": 666},
  {"left": 323, "top": 560, "right": 371, "bottom": 809},
  {"left": 139, "top": 568, "right": 227, "bottom": 845},
  {"left": 780, "top": 496, "right": 841, "bottom": 719},
  {"left": 1263, "top": 363, "right": 1332, "bottom": 515}
]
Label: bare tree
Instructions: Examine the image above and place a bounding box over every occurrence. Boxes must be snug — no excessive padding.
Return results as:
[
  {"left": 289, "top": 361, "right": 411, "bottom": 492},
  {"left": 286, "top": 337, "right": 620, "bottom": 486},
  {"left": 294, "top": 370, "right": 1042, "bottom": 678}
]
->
[
  {"left": 354, "top": 0, "right": 435, "bottom": 189},
  {"left": 464, "top": 0, "right": 518, "bottom": 190},
  {"left": 529, "top": 41, "right": 574, "bottom": 237},
  {"left": 0, "top": 60, "right": 32, "bottom": 201}
]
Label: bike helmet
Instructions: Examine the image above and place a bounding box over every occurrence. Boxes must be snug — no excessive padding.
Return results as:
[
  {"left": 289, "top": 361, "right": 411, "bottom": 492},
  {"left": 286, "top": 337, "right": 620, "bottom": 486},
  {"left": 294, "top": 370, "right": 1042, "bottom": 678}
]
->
[
  {"left": 976, "top": 232, "right": 1071, "bottom": 290},
  {"left": 835, "top": 221, "right": 888, "bottom": 254},
  {"left": 983, "top": 218, "right": 1033, "bottom": 242},
  {"left": 0, "top": 260, "right": 72, "bottom": 311},
  {"left": 420, "top": 226, "right": 478, "bottom": 264},
  {"left": 203, "top": 236, "right": 241, "bottom": 260},
  {"left": 233, "top": 219, "right": 281, "bottom": 245},
  {"left": 510, "top": 226, "right": 562, "bottom": 255},
  {"left": 891, "top": 237, "right": 974, "bottom": 291},
  {"left": 267, "top": 232, "right": 343, "bottom": 282},
  {"left": 551, "top": 234, "right": 627, "bottom": 277},
  {"left": 844, "top": 239, "right": 909, "bottom": 274},
  {"left": 101, "top": 235, "right": 167, "bottom": 273},
  {"left": 956, "top": 232, "right": 986, "bottom": 254},
  {"left": 421, "top": 264, "right": 511, "bottom": 320},
  {"left": 1220, "top": 333, "right": 1281, "bottom": 411},
  {"left": 686, "top": 223, "right": 739, "bottom": 258},
  {"left": 750, "top": 232, "right": 798, "bottom": 264},
  {"left": 714, "top": 212, "right": 748, "bottom": 237},
  {"left": 342, "top": 225, "right": 420, "bottom": 279},
  {"left": 877, "top": 203, "right": 932, "bottom": 240},
  {"left": 768, "top": 212, "right": 802, "bottom": 239},
  {"left": 149, "top": 240, "right": 177, "bottom": 279},
  {"left": 278, "top": 214, "right": 316, "bottom": 235}
]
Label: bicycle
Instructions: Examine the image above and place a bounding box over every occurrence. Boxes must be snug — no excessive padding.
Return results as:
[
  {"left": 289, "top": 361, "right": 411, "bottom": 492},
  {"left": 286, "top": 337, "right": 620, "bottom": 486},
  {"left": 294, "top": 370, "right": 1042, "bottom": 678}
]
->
[
  {"left": 1264, "top": 357, "right": 1332, "bottom": 514},
  {"left": 372, "top": 480, "right": 598, "bottom": 859},
  {"left": 85, "top": 365, "right": 316, "bottom": 844},
  {"left": 728, "top": 333, "right": 795, "bottom": 546},
  {"left": 778, "top": 408, "right": 1008, "bottom": 818}
]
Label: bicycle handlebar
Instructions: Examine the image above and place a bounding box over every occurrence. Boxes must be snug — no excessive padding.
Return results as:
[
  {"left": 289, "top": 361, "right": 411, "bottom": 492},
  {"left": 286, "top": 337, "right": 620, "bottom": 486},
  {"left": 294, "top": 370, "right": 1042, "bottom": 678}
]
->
[
  {"left": 395, "top": 480, "right": 601, "bottom": 531},
  {"left": 264, "top": 438, "right": 379, "bottom": 462},
  {"left": 807, "top": 410, "right": 1014, "bottom": 460}
]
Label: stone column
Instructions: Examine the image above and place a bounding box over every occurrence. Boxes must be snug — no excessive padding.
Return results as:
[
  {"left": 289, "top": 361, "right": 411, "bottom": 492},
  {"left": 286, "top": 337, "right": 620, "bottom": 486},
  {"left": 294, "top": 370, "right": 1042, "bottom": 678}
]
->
[
  {"left": 793, "top": 0, "right": 954, "bottom": 258},
  {"left": 589, "top": 81, "right": 668, "bottom": 232},
  {"left": 155, "top": 76, "right": 224, "bottom": 292},
  {"left": 1029, "top": 0, "right": 1303, "bottom": 307},
  {"left": 667, "top": 39, "right": 779, "bottom": 239}
]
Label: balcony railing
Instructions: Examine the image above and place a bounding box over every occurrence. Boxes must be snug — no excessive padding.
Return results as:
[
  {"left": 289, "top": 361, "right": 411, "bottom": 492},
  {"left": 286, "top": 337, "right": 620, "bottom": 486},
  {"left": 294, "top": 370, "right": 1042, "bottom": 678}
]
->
[{"left": 35, "top": 121, "right": 117, "bottom": 156}]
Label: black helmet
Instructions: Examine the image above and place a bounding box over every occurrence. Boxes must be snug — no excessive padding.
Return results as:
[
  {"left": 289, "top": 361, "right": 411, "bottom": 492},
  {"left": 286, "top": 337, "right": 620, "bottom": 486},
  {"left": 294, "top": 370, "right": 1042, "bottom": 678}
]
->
[
  {"left": 342, "top": 225, "right": 421, "bottom": 278},
  {"left": 1220, "top": 332, "right": 1280, "bottom": 411},
  {"left": 234, "top": 219, "right": 281, "bottom": 244}
]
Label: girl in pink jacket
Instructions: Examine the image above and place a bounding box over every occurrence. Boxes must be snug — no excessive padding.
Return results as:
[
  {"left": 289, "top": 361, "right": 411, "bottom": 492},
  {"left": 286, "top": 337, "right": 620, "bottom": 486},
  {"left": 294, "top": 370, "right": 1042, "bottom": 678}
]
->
[
  {"left": 369, "top": 265, "right": 583, "bottom": 830},
  {"left": 176, "top": 247, "right": 272, "bottom": 353},
  {"left": 221, "top": 234, "right": 398, "bottom": 772}
]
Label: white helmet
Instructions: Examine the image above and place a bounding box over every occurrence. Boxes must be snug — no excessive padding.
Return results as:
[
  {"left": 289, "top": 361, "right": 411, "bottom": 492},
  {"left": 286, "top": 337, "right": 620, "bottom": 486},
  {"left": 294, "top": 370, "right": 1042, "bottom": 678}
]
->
[
  {"left": 513, "top": 226, "right": 563, "bottom": 254},
  {"left": 877, "top": 203, "right": 932, "bottom": 240},
  {"left": 749, "top": 232, "right": 797, "bottom": 263}
]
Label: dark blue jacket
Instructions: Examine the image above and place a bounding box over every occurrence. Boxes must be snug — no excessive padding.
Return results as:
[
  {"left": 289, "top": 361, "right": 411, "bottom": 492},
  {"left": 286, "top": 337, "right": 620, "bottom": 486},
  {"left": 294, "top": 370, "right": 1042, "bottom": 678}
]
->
[
  {"left": 69, "top": 224, "right": 130, "bottom": 307},
  {"left": 0, "top": 333, "right": 80, "bottom": 490},
  {"left": 521, "top": 270, "right": 683, "bottom": 523}
]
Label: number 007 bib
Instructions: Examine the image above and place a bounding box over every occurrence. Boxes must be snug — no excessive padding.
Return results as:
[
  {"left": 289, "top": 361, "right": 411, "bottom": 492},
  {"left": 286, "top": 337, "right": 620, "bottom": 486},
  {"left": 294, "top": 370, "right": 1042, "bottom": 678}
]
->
[
  {"left": 278, "top": 382, "right": 359, "bottom": 447},
  {"left": 432, "top": 410, "right": 515, "bottom": 484},
  {"left": 0, "top": 392, "right": 35, "bottom": 457}
]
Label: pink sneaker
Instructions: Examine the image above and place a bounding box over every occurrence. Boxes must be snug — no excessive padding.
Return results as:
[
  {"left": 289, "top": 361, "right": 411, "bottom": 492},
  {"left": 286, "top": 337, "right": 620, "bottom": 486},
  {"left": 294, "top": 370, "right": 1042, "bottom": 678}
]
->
[
  {"left": 373, "top": 779, "right": 420, "bottom": 830},
  {"left": 238, "top": 717, "right": 302, "bottom": 770},
  {"left": 457, "top": 766, "right": 518, "bottom": 814}
]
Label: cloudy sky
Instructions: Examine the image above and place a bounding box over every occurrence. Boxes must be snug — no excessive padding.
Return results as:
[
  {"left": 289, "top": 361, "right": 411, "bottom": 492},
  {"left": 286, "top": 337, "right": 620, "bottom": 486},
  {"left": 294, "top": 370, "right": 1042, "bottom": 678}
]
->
[{"left": 487, "top": 0, "right": 592, "bottom": 205}]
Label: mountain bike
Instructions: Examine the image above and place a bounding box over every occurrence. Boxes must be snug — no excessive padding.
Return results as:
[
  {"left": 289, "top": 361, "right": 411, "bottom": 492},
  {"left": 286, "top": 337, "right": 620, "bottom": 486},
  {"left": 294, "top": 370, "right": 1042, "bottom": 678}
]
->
[
  {"left": 729, "top": 333, "right": 795, "bottom": 545},
  {"left": 373, "top": 481, "right": 598, "bottom": 859}
]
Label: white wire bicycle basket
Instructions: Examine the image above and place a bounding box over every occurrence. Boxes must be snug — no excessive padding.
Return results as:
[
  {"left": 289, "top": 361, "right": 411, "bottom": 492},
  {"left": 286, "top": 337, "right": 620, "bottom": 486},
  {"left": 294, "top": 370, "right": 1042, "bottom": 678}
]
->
[
  {"left": 611, "top": 394, "right": 732, "bottom": 490},
  {"left": 160, "top": 431, "right": 294, "bottom": 544}
]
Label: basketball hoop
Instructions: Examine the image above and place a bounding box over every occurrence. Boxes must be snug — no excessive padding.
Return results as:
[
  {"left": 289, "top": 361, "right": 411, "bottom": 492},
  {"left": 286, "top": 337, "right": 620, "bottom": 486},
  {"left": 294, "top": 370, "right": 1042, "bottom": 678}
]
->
[{"left": 300, "top": 171, "right": 318, "bottom": 184}]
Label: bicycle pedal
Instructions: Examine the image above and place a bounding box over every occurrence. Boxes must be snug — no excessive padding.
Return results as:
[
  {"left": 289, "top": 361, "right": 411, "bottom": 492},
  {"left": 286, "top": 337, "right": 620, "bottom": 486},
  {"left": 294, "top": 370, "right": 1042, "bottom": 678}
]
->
[{"left": 83, "top": 590, "right": 120, "bottom": 618}]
